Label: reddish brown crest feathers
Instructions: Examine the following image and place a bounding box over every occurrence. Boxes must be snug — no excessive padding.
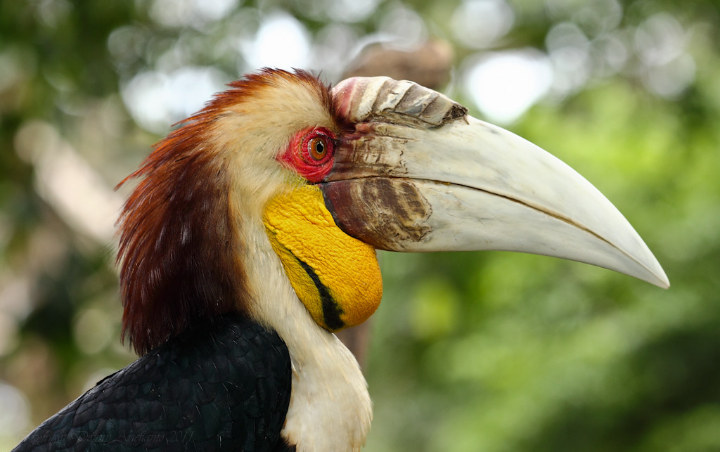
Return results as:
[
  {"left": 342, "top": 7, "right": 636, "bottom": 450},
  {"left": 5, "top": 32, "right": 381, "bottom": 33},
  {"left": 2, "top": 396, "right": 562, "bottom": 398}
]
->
[{"left": 117, "top": 69, "right": 331, "bottom": 355}]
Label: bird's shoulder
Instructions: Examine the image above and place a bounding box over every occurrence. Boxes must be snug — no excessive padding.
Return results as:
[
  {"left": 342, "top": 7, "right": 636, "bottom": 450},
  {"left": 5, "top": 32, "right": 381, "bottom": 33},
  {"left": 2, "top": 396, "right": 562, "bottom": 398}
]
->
[{"left": 14, "top": 313, "right": 293, "bottom": 452}]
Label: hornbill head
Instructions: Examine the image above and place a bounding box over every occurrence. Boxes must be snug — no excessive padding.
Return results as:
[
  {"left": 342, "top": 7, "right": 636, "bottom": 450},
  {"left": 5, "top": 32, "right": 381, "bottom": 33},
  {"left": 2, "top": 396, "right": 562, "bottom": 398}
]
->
[
  {"left": 116, "top": 69, "right": 667, "bottom": 449},
  {"left": 118, "top": 68, "right": 667, "bottom": 354}
]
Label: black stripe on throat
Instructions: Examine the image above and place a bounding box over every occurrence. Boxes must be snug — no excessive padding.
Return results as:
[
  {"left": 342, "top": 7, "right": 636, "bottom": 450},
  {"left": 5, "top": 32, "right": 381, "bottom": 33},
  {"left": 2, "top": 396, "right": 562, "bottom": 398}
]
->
[{"left": 293, "top": 256, "right": 345, "bottom": 330}]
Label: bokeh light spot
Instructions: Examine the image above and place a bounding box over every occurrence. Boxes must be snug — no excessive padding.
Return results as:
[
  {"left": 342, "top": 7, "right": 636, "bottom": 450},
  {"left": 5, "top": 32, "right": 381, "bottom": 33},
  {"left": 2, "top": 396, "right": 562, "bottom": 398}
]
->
[{"left": 464, "top": 49, "right": 553, "bottom": 124}]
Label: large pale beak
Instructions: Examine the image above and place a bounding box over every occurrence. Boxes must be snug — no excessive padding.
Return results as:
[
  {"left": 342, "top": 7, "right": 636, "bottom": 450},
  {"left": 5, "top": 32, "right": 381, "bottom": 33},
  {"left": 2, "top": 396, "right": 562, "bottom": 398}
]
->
[{"left": 320, "top": 76, "right": 669, "bottom": 288}]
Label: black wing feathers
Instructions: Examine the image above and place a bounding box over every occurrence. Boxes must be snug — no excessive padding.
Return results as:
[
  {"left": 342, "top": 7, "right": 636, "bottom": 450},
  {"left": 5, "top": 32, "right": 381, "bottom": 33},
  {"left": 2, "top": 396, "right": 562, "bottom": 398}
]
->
[{"left": 14, "top": 314, "right": 293, "bottom": 452}]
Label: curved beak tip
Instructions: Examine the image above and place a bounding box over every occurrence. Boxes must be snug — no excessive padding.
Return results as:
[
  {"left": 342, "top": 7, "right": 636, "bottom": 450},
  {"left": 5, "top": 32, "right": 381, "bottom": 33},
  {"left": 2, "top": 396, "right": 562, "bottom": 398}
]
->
[{"left": 647, "top": 264, "right": 670, "bottom": 289}]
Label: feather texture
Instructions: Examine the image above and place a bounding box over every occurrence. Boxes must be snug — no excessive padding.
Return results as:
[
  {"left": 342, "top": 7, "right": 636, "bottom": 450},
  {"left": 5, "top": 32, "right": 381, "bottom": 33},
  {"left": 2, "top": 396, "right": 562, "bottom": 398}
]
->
[
  {"left": 116, "top": 69, "right": 335, "bottom": 355},
  {"left": 14, "top": 313, "right": 293, "bottom": 452}
]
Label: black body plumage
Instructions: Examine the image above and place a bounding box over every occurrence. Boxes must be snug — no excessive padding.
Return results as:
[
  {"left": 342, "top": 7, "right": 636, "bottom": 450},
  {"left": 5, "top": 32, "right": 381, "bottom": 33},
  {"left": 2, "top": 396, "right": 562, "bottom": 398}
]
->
[{"left": 14, "top": 313, "right": 294, "bottom": 452}]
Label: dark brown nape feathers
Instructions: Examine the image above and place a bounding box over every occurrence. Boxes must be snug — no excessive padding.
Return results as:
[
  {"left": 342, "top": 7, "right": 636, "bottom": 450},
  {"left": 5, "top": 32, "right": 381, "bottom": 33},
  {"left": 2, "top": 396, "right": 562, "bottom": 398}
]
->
[
  {"left": 116, "top": 120, "right": 242, "bottom": 356},
  {"left": 117, "top": 69, "right": 331, "bottom": 355}
]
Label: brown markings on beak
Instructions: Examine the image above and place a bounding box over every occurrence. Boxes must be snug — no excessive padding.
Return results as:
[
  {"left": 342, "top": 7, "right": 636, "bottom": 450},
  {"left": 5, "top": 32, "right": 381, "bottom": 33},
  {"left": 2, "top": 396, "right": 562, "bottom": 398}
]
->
[
  {"left": 326, "top": 124, "right": 411, "bottom": 181},
  {"left": 321, "top": 177, "right": 432, "bottom": 251},
  {"left": 322, "top": 76, "right": 466, "bottom": 250}
]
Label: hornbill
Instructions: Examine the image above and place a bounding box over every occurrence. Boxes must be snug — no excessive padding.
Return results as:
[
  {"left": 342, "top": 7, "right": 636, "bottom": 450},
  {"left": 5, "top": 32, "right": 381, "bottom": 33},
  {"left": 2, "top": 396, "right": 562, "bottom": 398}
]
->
[{"left": 15, "top": 69, "right": 669, "bottom": 452}]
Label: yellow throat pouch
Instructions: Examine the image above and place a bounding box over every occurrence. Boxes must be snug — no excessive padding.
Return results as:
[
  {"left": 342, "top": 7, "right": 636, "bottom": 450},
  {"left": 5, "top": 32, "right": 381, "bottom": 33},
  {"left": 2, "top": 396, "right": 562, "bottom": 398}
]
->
[{"left": 263, "top": 185, "right": 383, "bottom": 330}]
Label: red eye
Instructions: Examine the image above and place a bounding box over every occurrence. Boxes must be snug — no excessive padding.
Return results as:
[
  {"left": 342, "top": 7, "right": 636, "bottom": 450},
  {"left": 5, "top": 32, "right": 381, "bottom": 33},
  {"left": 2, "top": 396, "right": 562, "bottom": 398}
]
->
[
  {"left": 300, "top": 129, "right": 333, "bottom": 166},
  {"left": 279, "top": 127, "right": 337, "bottom": 182}
]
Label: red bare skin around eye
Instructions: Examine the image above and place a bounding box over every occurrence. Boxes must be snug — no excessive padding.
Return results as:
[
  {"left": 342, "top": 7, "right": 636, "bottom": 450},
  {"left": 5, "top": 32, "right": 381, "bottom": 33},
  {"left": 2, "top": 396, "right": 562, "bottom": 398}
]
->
[{"left": 278, "top": 126, "right": 336, "bottom": 183}]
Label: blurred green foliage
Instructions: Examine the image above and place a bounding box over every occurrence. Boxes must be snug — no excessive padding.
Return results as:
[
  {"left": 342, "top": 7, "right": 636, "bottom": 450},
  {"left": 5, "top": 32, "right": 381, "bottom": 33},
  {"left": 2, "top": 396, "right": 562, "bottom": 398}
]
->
[{"left": 1, "top": 0, "right": 719, "bottom": 450}]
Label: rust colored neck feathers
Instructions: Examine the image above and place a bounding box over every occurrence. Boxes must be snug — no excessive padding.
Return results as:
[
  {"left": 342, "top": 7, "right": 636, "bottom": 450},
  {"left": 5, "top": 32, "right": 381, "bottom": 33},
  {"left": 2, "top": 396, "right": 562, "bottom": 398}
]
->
[{"left": 117, "top": 104, "right": 246, "bottom": 356}]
